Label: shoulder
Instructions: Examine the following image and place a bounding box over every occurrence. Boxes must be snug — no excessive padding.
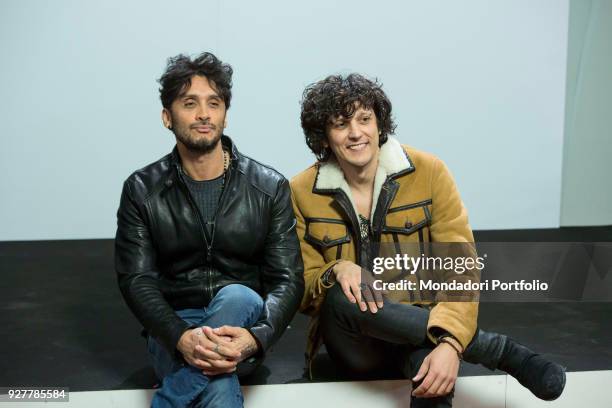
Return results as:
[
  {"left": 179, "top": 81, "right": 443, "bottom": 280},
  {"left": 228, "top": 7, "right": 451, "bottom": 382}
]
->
[
  {"left": 396, "top": 144, "right": 459, "bottom": 197},
  {"left": 289, "top": 164, "right": 318, "bottom": 195},
  {"left": 122, "top": 152, "right": 174, "bottom": 199},
  {"left": 397, "top": 143, "right": 453, "bottom": 182},
  {"left": 235, "top": 152, "right": 288, "bottom": 198},
  {"left": 401, "top": 144, "right": 443, "bottom": 169}
]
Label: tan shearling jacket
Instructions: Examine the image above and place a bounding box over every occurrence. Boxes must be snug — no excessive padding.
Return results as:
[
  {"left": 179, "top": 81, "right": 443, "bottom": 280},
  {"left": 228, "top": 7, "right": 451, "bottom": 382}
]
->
[{"left": 290, "top": 137, "right": 478, "bottom": 372}]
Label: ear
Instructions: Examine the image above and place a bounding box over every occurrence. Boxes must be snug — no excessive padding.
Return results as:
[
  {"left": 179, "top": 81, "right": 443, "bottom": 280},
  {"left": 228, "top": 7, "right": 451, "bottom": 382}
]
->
[{"left": 161, "top": 109, "right": 172, "bottom": 129}]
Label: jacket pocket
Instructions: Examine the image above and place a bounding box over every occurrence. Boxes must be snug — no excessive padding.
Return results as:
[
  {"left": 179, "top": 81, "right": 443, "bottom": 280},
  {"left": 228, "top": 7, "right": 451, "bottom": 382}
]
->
[
  {"left": 304, "top": 217, "right": 351, "bottom": 260},
  {"left": 382, "top": 199, "right": 432, "bottom": 241},
  {"left": 381, "top": 200, "right": 433, "bottom": 299}
]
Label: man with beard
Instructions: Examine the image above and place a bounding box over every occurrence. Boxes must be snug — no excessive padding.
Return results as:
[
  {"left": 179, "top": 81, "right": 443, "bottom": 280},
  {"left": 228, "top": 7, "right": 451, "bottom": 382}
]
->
[{"left": 115, "top": 52, "right": 304, "bottom": 408}]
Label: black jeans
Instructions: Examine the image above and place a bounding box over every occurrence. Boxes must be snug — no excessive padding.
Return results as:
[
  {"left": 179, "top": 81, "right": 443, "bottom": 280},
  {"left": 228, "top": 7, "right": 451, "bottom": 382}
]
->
[{"left": 320, "top": 285, "right": 454, "bottom": 408}]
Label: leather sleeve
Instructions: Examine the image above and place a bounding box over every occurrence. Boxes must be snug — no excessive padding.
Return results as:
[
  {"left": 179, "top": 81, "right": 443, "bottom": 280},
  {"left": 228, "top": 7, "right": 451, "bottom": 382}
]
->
[
  {"left": 114, "top": 180, "right": 191, "bottom": 354},
  {"left": 248, "top": 178, "right": 305, "bottom": 352}
]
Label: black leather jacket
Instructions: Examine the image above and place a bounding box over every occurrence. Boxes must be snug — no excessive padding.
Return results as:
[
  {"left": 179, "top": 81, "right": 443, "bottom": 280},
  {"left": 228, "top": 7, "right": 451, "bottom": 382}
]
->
[{"left": 115, "top": 136, "right": 304, "bottom": 354}]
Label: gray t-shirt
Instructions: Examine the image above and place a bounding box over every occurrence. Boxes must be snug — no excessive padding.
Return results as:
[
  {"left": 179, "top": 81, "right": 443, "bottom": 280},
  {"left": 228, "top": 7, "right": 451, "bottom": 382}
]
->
[{"left": 182, "top": 169, "right": 225, "bottom": 240}]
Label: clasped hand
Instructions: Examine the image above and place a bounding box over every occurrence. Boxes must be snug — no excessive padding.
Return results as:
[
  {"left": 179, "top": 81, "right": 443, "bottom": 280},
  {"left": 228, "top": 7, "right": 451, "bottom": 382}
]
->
[{"left": 177, "top": 326, "right": 258, "bottom": 376}]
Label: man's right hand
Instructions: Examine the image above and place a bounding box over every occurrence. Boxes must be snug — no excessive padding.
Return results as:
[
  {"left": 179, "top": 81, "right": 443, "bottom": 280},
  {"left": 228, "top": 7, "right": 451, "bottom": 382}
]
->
[
  {"left": 333, "top": 260, "right": 384, "bottom": 313},
  {"left": 176, "top": 327, "right": 239, "bottom": 372}
]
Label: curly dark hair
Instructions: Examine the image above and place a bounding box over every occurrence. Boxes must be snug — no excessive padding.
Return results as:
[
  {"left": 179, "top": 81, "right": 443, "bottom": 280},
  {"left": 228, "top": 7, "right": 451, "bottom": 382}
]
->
[
  {"left": 158, "top": 52, "right": 233, "bottom": 110},
  {"left": 300, "top": 73, "right": 396, "bottom": 161}
]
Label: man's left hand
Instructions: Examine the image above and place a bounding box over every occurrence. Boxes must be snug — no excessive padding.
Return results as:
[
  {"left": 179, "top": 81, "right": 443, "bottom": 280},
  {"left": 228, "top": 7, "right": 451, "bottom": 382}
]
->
[
  {"left": 411, "top": 342, "right": 460, "bottom": 398},
  {"left": 194, "top": 326, "right": 259, "bottom": 376}
]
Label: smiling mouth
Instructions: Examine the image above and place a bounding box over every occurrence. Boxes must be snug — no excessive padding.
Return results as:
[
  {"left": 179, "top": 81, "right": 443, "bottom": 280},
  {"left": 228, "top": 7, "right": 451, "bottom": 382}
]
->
[{"left": 347, "top": 142, "right": 368, "bottom": 151}]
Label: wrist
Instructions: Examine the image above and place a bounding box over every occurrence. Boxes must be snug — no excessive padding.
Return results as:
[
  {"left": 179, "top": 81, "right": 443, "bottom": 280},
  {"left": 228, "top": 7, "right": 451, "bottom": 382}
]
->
[
  {"left": 242, "top": 330, "right": 260, "bottom": 359},
  {"left": 321, "top": 267, "right": 336, "bottom": 286},
  {"left": 322, "top": 261, "right": 345, "bottom": 286},
  {"left": 177, "top": 330, "right": 190, "bottom": 348},
  {"left": 434, "top": 331, "right": 463, "bottom": 351},
  {"left": 437, "top": 336, "right": 463, "bottom": 360},
  {"left": 442, "top": 336, "right": 462, "bottom": 352},
  {"left": 244, "top": 328, "right": 261, "bottom": 355}
]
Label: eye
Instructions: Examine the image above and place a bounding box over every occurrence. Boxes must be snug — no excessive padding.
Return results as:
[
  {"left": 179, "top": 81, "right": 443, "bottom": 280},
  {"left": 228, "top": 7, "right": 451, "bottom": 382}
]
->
[
  {"left": 184, "top": 101, "right": 196, "bottom": 108},
  {"left": 360, "top": 115, "right": 371, "bottom": 123},
  {"left": 333, "top": 121, "right": 346, "bottom": 129},
  {"left": 209, "top": 101, "right": 220, "bottom": 108}
]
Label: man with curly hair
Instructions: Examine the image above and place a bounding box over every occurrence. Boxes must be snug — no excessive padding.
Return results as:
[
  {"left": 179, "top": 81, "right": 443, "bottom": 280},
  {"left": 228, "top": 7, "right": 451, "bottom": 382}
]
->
[
  {"left": 115, "top": 52, "right": 304, "bottom": 407},
  {"left": 290, "top": 73, "right": 565, "bottom": 406}
]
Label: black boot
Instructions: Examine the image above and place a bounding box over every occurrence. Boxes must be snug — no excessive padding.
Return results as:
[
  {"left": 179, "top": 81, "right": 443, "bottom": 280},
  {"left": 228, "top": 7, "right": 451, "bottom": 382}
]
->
[{"left": 463, "top": 330, "right": 566, "bottom": 401}]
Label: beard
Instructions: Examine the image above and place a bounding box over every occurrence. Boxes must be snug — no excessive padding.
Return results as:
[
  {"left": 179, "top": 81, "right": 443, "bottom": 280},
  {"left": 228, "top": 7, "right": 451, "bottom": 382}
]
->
[{"left": 172, "top": 120, "right": 223, "bottom": 154}]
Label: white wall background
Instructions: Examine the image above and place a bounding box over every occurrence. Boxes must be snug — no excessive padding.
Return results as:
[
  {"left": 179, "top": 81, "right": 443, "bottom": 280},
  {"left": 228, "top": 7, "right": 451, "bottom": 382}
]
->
[
  {"left": 561, "top": 0, "right": 612, "bottom": 226},
  {"left": 0, "top": 0, "right": 569, "bottom": 241}
]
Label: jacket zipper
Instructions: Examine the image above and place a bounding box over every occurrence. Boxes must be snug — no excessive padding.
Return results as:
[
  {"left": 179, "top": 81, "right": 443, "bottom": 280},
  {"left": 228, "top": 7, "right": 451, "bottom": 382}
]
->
[
  {"left": 175, "top": 168, "right": 213, "bottom": 302},
  {"left": 206, "top": 163, "right": 233, "bottom": 299}
]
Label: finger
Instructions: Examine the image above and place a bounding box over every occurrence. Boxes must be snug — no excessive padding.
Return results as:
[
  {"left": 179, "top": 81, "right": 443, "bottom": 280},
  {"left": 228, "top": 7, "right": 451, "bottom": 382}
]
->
[
  {"left": 201, "top": 328, "right": 241, "bottom": 359},
  {"left": 412, "top": 356, "right": 430, "bottom": 382},
  {"left": 202, "top": 367, "right": 235, "bottom": 376},
  {"left": 193, "top": 334, "right": 223, "bottom": 356},
  {"left": 188, "top": 358, "right": 211, "bottom": 370},
  {"left": 203, "top": 366, "right": 237, "bottom": 376},
  {"left": 196, "top": 342, "right": 241, "bottom": 361},
  {"left": 205, "top": 356, "right": 239, "bottom": 370},
  {"left": 202, "top": 326, "right": 235, "bottom": 350},
  {"left": 195, "top": 344, "right": 224, "bottom": 361},
  {"left": 371, "top": 283, "right": 384, "bottom": 308},
  {"left": 340, "top": 281, "right": 357, "bottom": 303},
  {"left": 196, "top": 327, "right": 220, "bottom": 345},
  {"left": 202, "top": 326, "right": 227, "bottom": 343},
  {"left": 350, "top": 283, "right": 366, "bottom": 311},
  {"left": 444, "top": 378, "right": 456, "bottom": 395},
  {"left": 413, "top": 371, "right": 436, "bottom": 397},
  {"left": 213, "top": 325, "right": 241, "bottom": 337},
  {"left": 363, "top": 286, "right": 378, "bottom": 314},
  {"left": 424, "top": 375, "right": 445, "bottom": 398},
  {"left": 352, "top": 281, "right": 362, "bottom": 303}
]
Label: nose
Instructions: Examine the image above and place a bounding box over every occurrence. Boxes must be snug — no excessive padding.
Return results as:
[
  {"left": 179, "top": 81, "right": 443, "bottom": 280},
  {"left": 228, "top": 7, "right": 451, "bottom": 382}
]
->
[
  {"left": 196, "top": 105, "right": 210, "bottom": 122},
  {"left": 347, "top": 120, "right": 362, "bottom": 140}
]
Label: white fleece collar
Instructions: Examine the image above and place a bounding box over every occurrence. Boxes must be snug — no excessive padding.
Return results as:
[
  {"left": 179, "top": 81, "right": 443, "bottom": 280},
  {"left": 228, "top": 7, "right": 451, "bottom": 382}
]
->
[{"left": 314, "top": 137, "right": 412, "bottom": 221}]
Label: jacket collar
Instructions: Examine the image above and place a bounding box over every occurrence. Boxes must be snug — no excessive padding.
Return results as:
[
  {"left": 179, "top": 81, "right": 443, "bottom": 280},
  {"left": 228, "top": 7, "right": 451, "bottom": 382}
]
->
[{"left": 313, "top": 136, "right": 414, "bottom": 220}]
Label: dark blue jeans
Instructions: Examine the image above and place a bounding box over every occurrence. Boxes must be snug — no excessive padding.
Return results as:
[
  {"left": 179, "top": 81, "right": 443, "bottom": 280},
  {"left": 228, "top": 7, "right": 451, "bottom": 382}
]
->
[{"left": 147, "top": 284, "right": 264, "bottom": 408}]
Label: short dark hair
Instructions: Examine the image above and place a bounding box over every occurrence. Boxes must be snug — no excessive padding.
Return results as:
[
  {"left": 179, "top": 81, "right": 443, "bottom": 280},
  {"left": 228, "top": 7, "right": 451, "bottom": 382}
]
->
[
  {"left": 158, "top": 52, "right": 233, "bottom": 110},
  {"left": 300, "top": 73, "right": 396, "bottom": 161}
]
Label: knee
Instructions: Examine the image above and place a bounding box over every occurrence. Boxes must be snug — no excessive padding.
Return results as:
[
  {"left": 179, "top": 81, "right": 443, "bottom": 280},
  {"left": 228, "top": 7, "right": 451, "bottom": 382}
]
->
[
  {"left": 215, "top": 284, "right": 263, "bottom": 314},
  {"left": 319, "top": 286, "right": 362, "bottom": 350},
  {"left": 321, "top": 284, "right": 360, "bottom": 323},
  {"left": 323, "top": 284, "right": 349, "bottom": 310},
  {"left": 193, "top": 374, "right": 243, "bottom": 408}
]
